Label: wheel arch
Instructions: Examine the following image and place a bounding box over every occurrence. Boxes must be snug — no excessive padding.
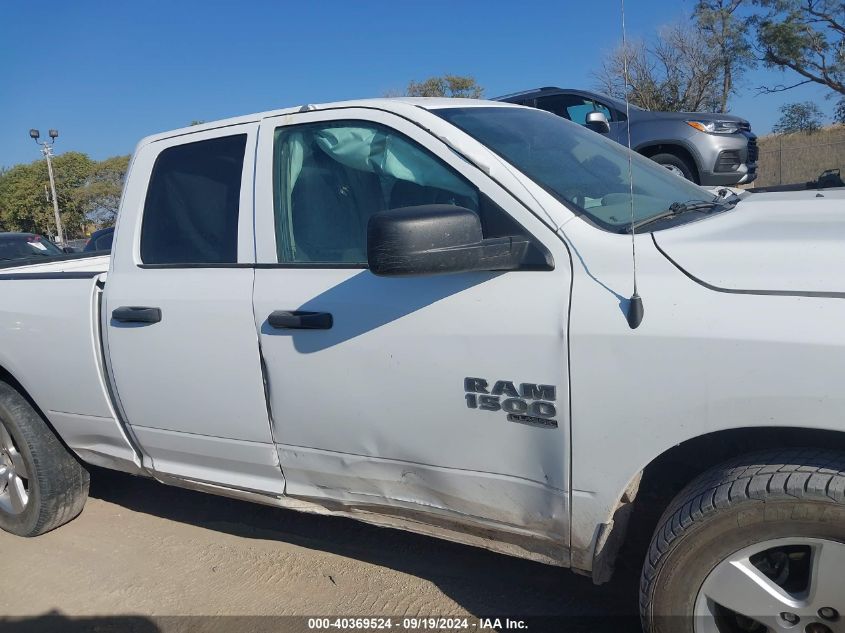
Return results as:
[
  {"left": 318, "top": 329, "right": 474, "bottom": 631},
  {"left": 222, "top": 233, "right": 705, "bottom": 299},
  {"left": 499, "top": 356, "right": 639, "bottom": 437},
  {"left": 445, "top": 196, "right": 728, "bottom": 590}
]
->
[
  {"left": 0, "top": 362, "right": 72, "bottom": 455},
  {"left": 637, "top": 142, "right": 701, "bottom": 181},
  {"left": 590, "top": 425, "right": 845, "bottom": 584}
]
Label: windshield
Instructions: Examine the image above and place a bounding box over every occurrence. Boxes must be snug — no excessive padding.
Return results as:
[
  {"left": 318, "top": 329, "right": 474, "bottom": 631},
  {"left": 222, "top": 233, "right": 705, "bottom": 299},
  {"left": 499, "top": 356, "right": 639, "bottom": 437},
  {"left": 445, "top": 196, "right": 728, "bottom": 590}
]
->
[
  {"left": 0, "top": 234, "right": 63, "bottom": 262},
  {"left": 435, "top": 107, "right": 713, "bottom": 231}
]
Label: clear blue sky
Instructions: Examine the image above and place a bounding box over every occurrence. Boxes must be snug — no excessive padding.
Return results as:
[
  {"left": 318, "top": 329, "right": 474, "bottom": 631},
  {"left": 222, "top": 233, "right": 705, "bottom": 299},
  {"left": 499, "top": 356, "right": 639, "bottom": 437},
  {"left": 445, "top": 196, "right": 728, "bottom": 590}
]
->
[{"left": 0, "top": 0, "right": 835, "bottom": 168}]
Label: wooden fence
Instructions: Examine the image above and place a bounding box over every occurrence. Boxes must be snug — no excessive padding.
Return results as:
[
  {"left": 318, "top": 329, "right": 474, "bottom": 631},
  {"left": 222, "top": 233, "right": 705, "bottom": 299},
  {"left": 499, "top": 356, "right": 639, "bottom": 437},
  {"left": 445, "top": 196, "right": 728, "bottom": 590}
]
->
[{"left": 752, "top": 126, "right": 845, "bottom": 187}]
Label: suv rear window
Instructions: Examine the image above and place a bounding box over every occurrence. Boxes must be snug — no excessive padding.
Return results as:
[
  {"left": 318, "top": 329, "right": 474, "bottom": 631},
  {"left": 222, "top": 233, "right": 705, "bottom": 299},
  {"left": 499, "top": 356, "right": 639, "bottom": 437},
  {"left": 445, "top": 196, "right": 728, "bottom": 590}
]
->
[{"left": 141, "top": 135, "right": 247, "bottom": 264}]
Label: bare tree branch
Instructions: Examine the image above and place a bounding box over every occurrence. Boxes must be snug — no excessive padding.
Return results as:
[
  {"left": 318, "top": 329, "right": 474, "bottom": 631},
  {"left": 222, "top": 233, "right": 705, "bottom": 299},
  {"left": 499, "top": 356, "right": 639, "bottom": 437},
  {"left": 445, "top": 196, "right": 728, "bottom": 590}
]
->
[
  {"left": 593, "top": 22, "right": 725, "bottom": 111},
  {"left": 755, "top": 79, "right": 815, "bottom": 93},
  {"left": 763, "top": 47, "right": 845, "bottom": 93}
]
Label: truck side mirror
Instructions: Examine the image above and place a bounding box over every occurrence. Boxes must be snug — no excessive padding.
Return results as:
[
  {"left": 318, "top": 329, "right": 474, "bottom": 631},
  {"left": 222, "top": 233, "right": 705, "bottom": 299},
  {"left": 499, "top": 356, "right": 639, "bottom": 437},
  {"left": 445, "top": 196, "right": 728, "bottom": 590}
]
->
[
  {"left": 367, "top": 205, "right": 529, "bottom": 277},
  {"left": 585, "top": 111, "right": 610, "bottom": 134}
]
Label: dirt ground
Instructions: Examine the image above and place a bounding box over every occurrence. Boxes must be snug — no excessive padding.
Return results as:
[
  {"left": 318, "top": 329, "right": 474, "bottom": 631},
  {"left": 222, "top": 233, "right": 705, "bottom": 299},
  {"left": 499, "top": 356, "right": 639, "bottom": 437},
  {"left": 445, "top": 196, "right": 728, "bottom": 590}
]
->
[{"left": 0, "top": 468, "right": 641, "bottom": 633}]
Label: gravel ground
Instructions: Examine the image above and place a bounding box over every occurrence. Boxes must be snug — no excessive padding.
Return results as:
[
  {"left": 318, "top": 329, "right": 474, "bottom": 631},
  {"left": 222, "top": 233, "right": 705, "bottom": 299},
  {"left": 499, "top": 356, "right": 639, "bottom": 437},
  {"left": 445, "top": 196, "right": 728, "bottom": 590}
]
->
[{"left": 0, "top": 468, "right": 641, "bottom": 633}]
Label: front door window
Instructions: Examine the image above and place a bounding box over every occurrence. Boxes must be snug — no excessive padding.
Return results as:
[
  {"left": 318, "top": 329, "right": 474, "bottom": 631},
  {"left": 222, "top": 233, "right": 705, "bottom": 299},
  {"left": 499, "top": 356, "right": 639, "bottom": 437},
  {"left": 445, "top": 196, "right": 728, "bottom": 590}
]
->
[{"left": 272, "top": 121, "right": 478, "bottom": 264}]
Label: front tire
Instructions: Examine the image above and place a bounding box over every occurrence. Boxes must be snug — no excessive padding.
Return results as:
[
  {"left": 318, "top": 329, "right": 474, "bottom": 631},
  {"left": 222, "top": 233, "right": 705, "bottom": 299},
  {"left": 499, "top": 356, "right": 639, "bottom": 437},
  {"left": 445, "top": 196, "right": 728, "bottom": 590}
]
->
[
  {"left": 0, "top": 381, "right": 89, "bottom": 536},
  {"left": 649, "top": 152, "right": 698, "bottom": 183},
  {"left": 641, "top": 449, "right": 845, "bottom": 633}
]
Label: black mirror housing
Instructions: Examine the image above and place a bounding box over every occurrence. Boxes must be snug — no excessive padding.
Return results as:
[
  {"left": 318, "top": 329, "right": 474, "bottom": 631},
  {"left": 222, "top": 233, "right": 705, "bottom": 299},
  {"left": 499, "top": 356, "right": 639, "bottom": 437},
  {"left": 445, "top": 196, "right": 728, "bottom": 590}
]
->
[{"left": 367, "top": 205, "right": 530, "bottom": 277}]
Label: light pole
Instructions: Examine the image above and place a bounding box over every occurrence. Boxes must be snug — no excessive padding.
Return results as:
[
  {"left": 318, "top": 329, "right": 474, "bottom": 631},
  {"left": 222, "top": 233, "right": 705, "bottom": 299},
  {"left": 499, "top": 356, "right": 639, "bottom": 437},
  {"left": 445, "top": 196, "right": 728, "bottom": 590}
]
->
[{"left": 29, "top": 128, "right": 64, "bottom": 244}]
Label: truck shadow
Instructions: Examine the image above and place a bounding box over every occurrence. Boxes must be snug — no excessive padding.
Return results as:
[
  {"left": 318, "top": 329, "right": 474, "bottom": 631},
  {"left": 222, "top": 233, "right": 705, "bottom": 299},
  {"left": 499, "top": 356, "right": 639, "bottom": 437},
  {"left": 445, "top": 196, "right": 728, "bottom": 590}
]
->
[
  {"left": 259, "top": 269, "right": 497, "bottom": 354},
  {"left": 0, "top": 613, "right": 160, "bottom": 633},
  {"left": 87, "top": 468, "right": 642, "bottom": 632}
]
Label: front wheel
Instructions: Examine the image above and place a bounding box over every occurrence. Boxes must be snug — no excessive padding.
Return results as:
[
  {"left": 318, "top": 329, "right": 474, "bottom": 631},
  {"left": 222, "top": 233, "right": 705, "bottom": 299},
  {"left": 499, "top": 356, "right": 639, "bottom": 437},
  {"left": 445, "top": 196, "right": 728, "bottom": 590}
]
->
[
  {"left": 649, "top": 152, "right": 698, "bottom": 183},
  {"left": 0, "top": 382, "right": 89, "bottom": 536},
  {"left": 641, "top": 449, "right": 845, "bottom": 633}
]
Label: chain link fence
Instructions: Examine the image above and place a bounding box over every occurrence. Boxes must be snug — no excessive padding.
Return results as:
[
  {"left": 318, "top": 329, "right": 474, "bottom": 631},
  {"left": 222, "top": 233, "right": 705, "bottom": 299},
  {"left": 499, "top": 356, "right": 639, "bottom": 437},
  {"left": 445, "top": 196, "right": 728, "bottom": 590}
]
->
[
  {"left": 752, "top": 127, "right": 845, "bottom": 187},
  {"left": 65, "top": 238, "right": 89, "bottom": 251}
]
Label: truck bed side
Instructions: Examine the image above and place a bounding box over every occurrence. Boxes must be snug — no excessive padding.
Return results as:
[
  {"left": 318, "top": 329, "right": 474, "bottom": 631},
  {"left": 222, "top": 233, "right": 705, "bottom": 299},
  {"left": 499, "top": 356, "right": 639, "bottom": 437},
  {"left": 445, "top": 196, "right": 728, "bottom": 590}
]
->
[{"left": 0, "top": 264, "right": 141, "bottom": 474}]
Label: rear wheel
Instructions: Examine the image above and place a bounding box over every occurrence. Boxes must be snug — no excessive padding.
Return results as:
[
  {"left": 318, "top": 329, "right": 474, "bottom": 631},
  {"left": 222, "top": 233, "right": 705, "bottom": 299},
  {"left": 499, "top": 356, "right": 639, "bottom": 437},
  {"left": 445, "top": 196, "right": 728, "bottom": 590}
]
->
[
  {"left": 649, "top": 152, "right": 698, "bottom": 183},
  {"left": 640, "top": 449, "right": 845, "bottom": 633},
  {"left": 0, "top": 381, "right": 89, "bottom": 536}
]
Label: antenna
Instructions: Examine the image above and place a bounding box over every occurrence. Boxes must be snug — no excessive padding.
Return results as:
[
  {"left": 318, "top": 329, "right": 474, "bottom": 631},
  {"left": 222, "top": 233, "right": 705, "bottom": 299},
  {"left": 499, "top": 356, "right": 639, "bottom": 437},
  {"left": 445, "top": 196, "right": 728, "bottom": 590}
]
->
[{"left": 621, "top": 0, "right": 644, "bottom": 329}]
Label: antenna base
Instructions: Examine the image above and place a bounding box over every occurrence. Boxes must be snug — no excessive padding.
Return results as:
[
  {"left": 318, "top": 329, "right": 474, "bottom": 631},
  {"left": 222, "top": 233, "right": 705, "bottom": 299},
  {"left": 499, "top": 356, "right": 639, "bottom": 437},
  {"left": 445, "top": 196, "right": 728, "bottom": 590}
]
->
[{"left": 626, "top": 293, "right": 644, "bottom": 329}]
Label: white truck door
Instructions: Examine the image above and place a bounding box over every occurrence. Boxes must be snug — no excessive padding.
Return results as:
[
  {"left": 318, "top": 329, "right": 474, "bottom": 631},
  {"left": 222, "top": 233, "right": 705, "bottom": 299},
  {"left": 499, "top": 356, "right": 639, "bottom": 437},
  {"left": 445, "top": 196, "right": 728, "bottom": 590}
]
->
[
  {"left": 251, "top": 108, "right": 572, "bottom": 551},
  {"left": 103, "top": 123, "right": 284, "bottom": 495}
]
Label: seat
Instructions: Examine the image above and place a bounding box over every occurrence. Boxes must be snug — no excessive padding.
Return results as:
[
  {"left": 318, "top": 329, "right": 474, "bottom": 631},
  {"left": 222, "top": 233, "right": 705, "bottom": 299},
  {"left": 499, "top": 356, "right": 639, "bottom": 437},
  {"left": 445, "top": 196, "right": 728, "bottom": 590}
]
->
[{"left": 289, "top": 143, "right": 384, "bottom": 263}]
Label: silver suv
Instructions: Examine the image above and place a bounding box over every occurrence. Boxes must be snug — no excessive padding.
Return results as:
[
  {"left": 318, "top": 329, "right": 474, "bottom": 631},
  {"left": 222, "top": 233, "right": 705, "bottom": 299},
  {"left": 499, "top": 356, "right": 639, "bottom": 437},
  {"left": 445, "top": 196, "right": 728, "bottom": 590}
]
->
[{"left": 495, "top": 87, "right": 758, "bottom": 186}]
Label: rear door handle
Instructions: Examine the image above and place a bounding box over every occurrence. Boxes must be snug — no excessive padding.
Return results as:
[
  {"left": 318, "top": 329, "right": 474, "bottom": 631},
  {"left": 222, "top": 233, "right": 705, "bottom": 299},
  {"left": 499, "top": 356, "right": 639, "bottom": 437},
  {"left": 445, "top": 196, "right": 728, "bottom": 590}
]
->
[
  {"left": 268, "top": 310, "right": 333, "bottom": 330},
  {"left": 112, "top": 306, "right": 162, "bottom": 324}
]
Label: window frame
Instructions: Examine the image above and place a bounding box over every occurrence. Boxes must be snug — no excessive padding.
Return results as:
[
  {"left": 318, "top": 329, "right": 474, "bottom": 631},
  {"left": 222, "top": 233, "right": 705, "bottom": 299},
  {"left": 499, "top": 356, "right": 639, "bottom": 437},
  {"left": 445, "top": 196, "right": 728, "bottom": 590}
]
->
[
  {"left": 138, "top": 134, "right": 248, "bottom": 266},
  {"left": 125, "top": 123, "right": 258, "bottom": 271},
  {"left": 253, "top": 107, "right": 556, "bottom": 272},
  {"left": 269, "top": 119, "right": 489, "bottom": 268}
]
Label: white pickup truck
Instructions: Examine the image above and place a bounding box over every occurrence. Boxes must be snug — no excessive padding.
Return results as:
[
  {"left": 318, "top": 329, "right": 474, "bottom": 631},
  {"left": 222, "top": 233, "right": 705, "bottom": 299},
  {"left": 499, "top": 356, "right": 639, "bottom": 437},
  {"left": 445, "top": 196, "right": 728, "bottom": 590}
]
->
[{"left": 1, "top": 98, "right": 843, "bottom": 633}]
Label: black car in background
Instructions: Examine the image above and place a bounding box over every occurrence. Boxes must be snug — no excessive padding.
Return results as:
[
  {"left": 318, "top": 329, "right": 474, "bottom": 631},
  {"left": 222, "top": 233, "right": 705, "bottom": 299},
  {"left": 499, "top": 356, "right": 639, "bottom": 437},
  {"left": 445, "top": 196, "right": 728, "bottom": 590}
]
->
[
  {"left": 83, "top": 226, "right": 114, "bottom": 253},
  {"left": 0, "top": 232, "right": 66, "bottom": 264}
]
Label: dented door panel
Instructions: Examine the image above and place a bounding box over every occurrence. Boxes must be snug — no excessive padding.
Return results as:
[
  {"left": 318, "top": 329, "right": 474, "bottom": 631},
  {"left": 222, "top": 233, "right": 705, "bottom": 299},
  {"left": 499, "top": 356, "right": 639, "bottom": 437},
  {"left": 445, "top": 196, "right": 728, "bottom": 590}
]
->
[
  {"left": 252, "top": 108, "right": 573, "bottom": 547},
  {"left": 254, "top": 267, "right": 570, "bottom": 541}
]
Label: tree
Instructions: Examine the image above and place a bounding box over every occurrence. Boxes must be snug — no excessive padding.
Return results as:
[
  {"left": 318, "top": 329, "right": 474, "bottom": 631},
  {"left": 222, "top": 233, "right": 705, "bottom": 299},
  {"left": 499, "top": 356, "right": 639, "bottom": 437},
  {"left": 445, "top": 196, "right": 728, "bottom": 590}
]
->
[
  {"left": 71, "top": 155, "right": 130, "bottom": 227},
  {"left": 772, "top": 101, "right": 824, "bottom": 134},
  {"left": 755, "top": 0, "right": 845, "bottom": 95},
  {"left": 0, "top": 153, "right": 130, "bottom": 238},
  {"left": 594, "top": 22, "right": 724, "bottom": 111},
  {"left": 835, "top": 96, "right": 845, "bottom": 124},
  {"left": 0, "top": 161, "right": 49, "bottom": 234},
  {"left": 694, "top": 0, "right": 754, "bottom": 112},
  {"left": 49, "top": 152, "right": 96, "bottom": 237},
  {"left": 0, "top": 153, "right": 93, "bottom": 237},
  {"left": 404, "top": 75, "right": 483, "bottom": 98}
]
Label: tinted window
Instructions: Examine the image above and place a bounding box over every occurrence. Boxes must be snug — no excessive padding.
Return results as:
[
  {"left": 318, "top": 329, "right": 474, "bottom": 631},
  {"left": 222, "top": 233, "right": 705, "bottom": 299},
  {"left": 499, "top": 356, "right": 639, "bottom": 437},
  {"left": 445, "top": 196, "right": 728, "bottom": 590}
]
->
[
  {"left": 84, "top": 228, "right": 114, "bottom": 253},
  {"left": 0, "top": 234, "right": 62, "bottom": 262},
  {"left": 536, "top": 94, "right": 584, "bottom": 120},
  {"left": 272, "top": 121, "right": 481, "bottom": 264},
  {"left": 141, "top": 135, "right": 247, "bottom": 264},
  {"left": 537, "top": 94, "right": 611, "bottom": 125},
  {"left": 95, "top": 232, "right": 113, "bottom": 251}
]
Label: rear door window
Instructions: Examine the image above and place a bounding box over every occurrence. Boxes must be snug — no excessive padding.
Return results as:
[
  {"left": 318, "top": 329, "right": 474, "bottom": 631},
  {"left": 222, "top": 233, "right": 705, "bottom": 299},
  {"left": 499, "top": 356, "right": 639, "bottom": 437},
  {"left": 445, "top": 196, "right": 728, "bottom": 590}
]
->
[{"left": 141, "top": 135, "right": 247, "bottom": 264}]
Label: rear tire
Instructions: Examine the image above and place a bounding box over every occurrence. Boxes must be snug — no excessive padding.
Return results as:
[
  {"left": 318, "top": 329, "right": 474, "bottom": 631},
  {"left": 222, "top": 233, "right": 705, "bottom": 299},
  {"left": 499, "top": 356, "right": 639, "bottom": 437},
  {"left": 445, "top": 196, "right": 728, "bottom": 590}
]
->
[
  {"left": 649, "top": 152, "right": 698, "bottom": 183},
  {"left": 640, "top": 448, "right": 845, "bottom": 633},
  {"left": 0, "top": 381, "right": 89, "bottom": 536}
]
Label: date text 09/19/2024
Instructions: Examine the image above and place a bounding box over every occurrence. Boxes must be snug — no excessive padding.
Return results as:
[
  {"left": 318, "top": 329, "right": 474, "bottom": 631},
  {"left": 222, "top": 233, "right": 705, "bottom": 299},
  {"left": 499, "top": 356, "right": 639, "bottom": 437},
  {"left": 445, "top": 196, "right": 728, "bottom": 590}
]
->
[{"left": 307, "top": 617, "right": 528, "bottom": 630}]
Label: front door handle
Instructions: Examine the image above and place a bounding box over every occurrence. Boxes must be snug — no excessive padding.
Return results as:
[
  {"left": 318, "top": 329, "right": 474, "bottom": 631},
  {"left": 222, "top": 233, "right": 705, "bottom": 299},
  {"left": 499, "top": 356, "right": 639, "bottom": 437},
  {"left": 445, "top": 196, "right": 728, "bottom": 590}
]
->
[
  {"left": 112, "top": 306, "right": 162, "bottom": 324},
  {"left": 268, "top": 310, "right": 333, "bottom": 330}
]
